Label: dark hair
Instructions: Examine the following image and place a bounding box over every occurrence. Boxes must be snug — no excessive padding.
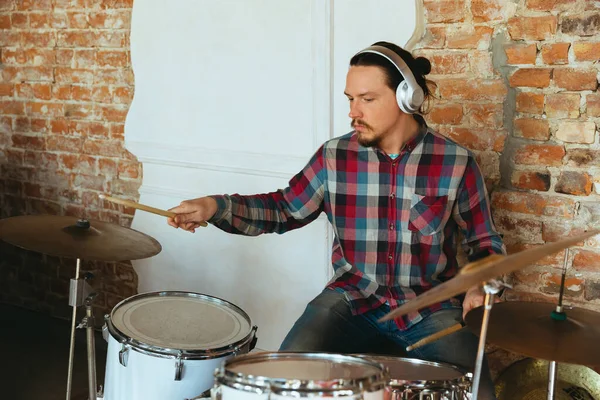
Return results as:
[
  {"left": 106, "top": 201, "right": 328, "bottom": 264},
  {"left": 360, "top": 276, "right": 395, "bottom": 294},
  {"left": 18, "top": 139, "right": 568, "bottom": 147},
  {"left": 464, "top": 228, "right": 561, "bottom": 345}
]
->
[{"left": 349, "top": 41, "right": 436, "bottom": 115}]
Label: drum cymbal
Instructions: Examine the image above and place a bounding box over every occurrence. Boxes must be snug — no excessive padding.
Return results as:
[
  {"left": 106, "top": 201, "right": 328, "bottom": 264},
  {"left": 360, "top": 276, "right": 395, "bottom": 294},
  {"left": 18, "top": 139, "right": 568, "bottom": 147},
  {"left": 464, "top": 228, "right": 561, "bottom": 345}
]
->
[
  {"left": 465, "top": 301, "right": 600, "bottom": 366},
  {"left": 0, "top": 215, "right": 162, "bottom": 261},
  {"left": 379, "top": 229, "right": 599, "bottom": 322}
]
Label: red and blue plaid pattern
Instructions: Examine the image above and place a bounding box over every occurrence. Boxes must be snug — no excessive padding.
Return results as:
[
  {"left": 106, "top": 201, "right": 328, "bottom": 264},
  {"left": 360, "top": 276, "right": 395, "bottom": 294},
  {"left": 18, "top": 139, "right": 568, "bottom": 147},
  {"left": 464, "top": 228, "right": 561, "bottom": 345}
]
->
[{"left": 210, "top": 124, "right": 505, "bottom": 330}]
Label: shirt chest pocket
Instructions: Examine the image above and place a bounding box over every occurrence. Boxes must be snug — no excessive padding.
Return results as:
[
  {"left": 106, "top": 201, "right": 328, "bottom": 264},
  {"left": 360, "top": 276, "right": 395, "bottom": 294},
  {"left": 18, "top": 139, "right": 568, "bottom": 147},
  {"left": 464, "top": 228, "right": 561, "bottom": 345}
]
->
[{"left": 408, "top": 194, "right": 449, "bottom": 236}]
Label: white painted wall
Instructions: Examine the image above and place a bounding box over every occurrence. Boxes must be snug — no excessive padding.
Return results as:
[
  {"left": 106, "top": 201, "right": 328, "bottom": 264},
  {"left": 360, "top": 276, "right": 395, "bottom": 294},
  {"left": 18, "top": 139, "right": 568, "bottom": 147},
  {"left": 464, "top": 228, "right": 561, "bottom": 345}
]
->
[{"left": 125, "top": 0, "right": 420, "bottom": 350}]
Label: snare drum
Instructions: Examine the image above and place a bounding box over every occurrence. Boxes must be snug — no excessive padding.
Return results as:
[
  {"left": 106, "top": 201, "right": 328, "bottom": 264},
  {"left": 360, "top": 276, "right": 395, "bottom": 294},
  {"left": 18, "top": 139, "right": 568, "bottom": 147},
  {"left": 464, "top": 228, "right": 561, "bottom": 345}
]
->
[
  {"left": 213, "top": 352, "right": 386, "bottom": 400},
  {"left": 102, "top": 291, "right": 257, "bottom": 400},
  {"left": 358, "top": 356, "right": 471, "bottom": 400}
]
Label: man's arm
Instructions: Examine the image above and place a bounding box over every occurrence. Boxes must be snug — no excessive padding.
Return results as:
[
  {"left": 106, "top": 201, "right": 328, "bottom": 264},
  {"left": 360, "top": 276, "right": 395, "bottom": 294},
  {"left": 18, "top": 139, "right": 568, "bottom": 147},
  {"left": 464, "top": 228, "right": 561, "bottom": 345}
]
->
[
  {"left": 453, "top": 154, "right": 506, "bottom": 318},
  {"left": 169, "top": 145, "right": 326, "bottom": 236},
  {"left": 453, "top": 154, "right": 506, "bottom": 261}
]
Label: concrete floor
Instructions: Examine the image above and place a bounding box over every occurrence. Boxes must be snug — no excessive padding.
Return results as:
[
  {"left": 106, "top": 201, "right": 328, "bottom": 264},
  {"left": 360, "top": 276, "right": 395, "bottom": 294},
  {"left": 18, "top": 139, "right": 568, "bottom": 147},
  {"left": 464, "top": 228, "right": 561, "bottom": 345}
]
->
[{"left": 1, "top": 303, "right": 108, "bottom": 400}]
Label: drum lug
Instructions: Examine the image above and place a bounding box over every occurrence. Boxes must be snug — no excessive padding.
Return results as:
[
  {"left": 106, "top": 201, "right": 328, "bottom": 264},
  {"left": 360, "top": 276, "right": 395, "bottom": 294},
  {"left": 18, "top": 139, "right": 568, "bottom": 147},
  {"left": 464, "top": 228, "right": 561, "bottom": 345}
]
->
[
  {"left": 210, "top": 386, "right": 221, "bottom": 400},
  {"left": 118, "top": 344, "right": 130, "bottom": 367},
  {"left": 101, "top": 322, "right": 109, "bottom": 343},
  {"left": 174, "top": 352, "right": 184, "bottom": 381},
  {"left": 249, "top": 325, "right": 258, "bottom": 351}
]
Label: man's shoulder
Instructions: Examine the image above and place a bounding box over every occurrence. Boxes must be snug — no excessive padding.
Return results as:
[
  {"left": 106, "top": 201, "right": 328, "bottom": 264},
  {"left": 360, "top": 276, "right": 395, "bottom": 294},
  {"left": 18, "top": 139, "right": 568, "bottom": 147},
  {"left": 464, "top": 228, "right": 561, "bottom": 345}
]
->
[
  {"left": 422, "top": 128, "right": 473, "bottom": 160},
  {"left": 322, "top": 131, "right": 358, "bottom": 152}
]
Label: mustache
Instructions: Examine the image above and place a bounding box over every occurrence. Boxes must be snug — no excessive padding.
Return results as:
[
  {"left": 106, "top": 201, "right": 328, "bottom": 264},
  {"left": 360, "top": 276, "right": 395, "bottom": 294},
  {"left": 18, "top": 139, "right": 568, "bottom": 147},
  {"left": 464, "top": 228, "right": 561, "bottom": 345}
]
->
[{"left": 351, "top": 119, "right": 372, "bottom": 130}]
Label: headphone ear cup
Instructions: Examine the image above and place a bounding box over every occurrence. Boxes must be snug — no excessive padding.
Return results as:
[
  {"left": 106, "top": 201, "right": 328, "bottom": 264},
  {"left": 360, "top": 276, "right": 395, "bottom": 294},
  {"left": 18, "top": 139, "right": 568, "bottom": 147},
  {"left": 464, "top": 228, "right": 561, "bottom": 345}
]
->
[
  {"left": 411, "top": 86, "right": 425, "bottom": 112},
  {"left": 396, "top": 81, "right": 413, "bottom": 114}
]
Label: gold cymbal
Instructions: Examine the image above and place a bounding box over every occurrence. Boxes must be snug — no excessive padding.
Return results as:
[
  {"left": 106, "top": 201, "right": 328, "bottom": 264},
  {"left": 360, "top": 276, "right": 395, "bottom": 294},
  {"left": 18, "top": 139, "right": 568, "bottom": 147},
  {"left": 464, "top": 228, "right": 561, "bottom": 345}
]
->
[
  {"left": 379, "top": 229, "right": 599, "bottom": 322},
  {"left": 0, "top": 215, "right": 162, "bottom": 262},
  {"left": 465, "top": 301, "right": 600, "bottom": 366}
]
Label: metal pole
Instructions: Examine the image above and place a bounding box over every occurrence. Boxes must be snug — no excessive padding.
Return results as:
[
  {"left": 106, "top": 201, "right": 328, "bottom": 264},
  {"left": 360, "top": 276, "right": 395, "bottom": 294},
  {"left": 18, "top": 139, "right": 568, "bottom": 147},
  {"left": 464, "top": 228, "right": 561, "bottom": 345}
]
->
[
  {"left": 546, "top": 249, "right": 569, "bottom": 400},
  {"left": 547, "top": 361, "right": 557, "bottom": 400},
  {"left": 556, "top": 248, "right": 569, "bottom": 313},
  {"left": 471, "top": 281, "right": 500, "bottom": 400},
  {"left": 85, "top": 297, "right": 98, "bottom": 400},
  {"left": 66, "top": 258, "right": 81, "bottom": 400},
  {"left": 85, "top": 296, "right": 96, "bottom": 400}
]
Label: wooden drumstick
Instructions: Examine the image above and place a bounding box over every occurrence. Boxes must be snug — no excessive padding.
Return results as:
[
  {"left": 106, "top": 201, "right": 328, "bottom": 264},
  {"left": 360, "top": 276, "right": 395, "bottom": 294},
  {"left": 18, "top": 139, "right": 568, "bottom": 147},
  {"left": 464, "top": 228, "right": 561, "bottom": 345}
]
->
[
  {"left": 405, "top": 323, "right": 463, "bottom": 352},
  {"left": 99, "top": 194, "right": 208, "bottom": 227}
]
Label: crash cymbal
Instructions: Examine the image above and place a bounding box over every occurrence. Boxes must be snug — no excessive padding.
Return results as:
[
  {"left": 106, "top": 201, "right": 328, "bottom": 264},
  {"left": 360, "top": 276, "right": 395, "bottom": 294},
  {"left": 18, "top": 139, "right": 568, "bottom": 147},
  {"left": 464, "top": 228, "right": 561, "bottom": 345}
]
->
[
  {"left": 0, "top": 215, "right": 161, "bottom": 262},
  {"left": 379, "top": 229, "right": 599, "bottom": 322},
  {"left": 465, "top": 301, "right": 600, "bottom": 366}
]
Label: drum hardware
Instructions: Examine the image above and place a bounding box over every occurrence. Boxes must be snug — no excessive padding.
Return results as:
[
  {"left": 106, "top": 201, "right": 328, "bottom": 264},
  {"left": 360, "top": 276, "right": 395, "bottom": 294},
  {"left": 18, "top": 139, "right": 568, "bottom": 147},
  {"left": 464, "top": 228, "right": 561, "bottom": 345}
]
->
[
  {"left": 102, "top": 320, "right": 109, "bottom": 342},
  {"left": 466, "top": 278, "right": 600, "bottom": 398},
  {"left": 495, "top": 358, "right": 600, "bottom": 400},
  {"left": 0, "top": 215, "right": 162, "bottom": 400},
  {"left": 118, "top": 343, "right": 130, "bottom": 367},
  {"left": 66, "top": 257, "right": 89, "bottom": 400},
  {"left": 548, "top": 246, "right": 570, "bottom": 400},
  {"left": 471, "top": 278, "right": 503, "bottom": 400},
  {"left": 186, "top": 388, "right": 212, "bottom": 399},
  {"left": 175, "top": 352, "right": 184, "bottom": 381},
  {"left": 547, "top": 201, "right": 579, "bottom": 399},
  {"left": 76, "top": 293, "right": 99, "bottom": 400},
  {"left": 380, "top": 230, "right": 598, "bottom": 400}
]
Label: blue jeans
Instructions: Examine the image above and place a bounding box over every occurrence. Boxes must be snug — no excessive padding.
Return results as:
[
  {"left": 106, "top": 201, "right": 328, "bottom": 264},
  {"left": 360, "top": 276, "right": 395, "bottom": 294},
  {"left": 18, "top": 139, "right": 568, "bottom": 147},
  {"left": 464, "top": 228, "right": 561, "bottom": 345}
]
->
[{"left": 280, "top": 289, "right": 496, "bottom": 400}]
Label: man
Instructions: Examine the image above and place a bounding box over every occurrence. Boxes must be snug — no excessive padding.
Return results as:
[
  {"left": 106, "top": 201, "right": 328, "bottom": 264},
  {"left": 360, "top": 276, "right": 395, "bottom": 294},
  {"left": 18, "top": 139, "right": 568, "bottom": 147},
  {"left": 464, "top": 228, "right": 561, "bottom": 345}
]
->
[{"left": 168, "top": 41, "right": 505, "bottom": 399}]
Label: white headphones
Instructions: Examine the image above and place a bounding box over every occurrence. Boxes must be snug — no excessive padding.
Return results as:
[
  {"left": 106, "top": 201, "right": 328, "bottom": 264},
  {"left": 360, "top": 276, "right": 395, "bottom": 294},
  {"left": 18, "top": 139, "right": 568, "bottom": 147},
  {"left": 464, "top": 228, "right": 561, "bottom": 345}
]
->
[{"left": 354, "top": 45, "right": 425, "bottom": 114}]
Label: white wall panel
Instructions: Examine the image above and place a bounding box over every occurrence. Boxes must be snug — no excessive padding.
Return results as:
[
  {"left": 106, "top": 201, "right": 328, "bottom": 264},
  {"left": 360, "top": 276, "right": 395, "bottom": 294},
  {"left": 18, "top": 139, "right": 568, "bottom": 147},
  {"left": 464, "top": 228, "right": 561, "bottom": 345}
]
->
[{"left": 125, "top": 0, "right": 418, "bottom": 350}]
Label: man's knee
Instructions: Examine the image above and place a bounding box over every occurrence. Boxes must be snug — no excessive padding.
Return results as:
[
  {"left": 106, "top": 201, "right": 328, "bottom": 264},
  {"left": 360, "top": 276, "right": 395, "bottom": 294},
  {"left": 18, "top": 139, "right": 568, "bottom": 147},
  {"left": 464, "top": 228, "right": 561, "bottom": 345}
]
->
[{"left": 279, "top": 289, "right": 374, "bottom": 352}]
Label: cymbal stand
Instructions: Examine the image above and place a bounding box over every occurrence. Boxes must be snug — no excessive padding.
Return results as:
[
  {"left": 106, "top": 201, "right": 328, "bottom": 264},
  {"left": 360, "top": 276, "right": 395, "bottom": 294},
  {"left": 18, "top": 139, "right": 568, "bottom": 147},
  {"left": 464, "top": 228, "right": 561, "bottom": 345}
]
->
[
  {"left": 77, "top": 294, "right": 98, "bottom": 400},
  {"left": 471, "top": 279, "right": 503, "bottom": 400},
  {"left": 66, "top": 256, "right": 94, "bottom": 400},
  {"left": 546, "top": 247, "right": 571, "bottom": 400}
]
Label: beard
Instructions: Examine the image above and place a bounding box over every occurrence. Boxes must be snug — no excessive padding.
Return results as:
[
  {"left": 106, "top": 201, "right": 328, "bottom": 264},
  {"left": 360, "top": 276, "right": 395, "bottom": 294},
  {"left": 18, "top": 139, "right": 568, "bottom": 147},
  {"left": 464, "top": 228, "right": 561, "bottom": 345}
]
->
[
  {"left": 352, "top": 119, "right": 380, "bottom": 147},
  {"left": 357, "top": 133, "right": 381, "bottom": 148}
]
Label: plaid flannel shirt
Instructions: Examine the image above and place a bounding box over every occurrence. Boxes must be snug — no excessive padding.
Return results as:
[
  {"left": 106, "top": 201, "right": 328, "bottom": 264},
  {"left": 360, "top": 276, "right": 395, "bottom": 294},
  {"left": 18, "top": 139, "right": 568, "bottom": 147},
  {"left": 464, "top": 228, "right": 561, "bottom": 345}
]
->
[{"left": 209, "top": 123, "right": 505, "bottom": 330}]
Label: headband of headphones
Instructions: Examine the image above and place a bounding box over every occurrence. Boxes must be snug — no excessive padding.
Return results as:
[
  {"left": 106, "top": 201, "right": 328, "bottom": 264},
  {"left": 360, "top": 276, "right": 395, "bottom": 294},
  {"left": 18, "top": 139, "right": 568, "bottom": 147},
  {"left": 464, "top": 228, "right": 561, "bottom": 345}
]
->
[{"left": 354, "top": 45, "right": 425, "bottom": 114}]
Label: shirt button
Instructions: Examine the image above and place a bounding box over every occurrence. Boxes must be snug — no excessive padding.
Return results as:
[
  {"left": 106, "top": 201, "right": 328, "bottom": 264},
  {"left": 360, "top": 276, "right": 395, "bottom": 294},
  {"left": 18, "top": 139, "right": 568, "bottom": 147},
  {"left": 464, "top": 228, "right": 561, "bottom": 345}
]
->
[
  {"left": 390, "top": 193, "right": 395, "bottom": 199},
  {"left": 389, "top": 223, "right": 394, "bottom": 230},
  {"left": 388, "top": 254, "right": 393, "bottom": 261}
]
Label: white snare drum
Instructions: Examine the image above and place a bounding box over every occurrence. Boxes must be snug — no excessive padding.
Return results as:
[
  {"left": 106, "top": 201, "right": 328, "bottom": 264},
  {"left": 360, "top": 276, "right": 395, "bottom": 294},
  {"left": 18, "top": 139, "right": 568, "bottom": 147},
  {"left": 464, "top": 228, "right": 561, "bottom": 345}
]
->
[
  {"left": 102, "top": 291, "right": 257, "bottom": 400},
  {"left": 359, "top": 356, "right": 471, "bottom": 400},
  {"left": 213, "top": 352, "right": 386, "bottom": 400}
]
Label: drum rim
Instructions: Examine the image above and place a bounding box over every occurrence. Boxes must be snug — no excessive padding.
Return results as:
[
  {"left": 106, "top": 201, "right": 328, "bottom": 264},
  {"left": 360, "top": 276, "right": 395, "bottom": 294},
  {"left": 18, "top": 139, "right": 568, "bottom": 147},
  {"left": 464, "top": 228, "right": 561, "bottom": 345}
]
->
[
  {"left": 106, "top": 290, "right": 256, "bottom": 359},
  {"left": 215, "top": 352, "right": 387, "bottom": 394},
  {"left": 353, "top": 354, "right": 470, "bottom": 387}
]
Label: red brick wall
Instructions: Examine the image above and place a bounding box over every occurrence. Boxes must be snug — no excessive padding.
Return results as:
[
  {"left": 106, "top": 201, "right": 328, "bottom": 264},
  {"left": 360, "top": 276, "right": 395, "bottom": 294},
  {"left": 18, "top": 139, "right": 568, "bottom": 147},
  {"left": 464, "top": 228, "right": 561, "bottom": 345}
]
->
[
  {"left": 418, "top": 0, "right": 600, "bottom": 374},
  {"left": 419, "top": 0, "right": 599, "bottom": 307},
  {"left": 0, "top": 0, "right": 141, "bottom": 322}
]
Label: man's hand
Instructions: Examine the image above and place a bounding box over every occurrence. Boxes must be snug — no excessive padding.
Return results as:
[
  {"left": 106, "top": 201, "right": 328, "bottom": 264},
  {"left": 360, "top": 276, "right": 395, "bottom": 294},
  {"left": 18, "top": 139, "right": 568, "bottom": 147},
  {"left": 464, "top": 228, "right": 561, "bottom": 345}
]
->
[
  {"left": 167, "top": 197, "right": 218, "bottom": 233},
  {"left": 462, "top": 285, "right": 500, "bottom": 320}
]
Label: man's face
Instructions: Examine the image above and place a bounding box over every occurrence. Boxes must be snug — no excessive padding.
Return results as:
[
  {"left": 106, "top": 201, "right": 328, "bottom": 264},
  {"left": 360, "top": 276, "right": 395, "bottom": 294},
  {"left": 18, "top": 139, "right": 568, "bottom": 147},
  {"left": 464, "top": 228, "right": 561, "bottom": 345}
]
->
[{"left": 344, "top": 65, "right": 401, "bottom": 148}]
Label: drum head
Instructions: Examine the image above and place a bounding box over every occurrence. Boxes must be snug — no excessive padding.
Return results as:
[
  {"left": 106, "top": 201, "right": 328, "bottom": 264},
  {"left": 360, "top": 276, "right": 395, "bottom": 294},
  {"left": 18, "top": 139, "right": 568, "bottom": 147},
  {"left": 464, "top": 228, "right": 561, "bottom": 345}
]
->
[
  {"left": 230, "top": 354, "right": 381, "bottom": 381},
  {"left": 357, "top": 355, "right": 465, "bottom": 383},
  {"left": 110, "top": 292, "right": 252, "bottom": 351}
]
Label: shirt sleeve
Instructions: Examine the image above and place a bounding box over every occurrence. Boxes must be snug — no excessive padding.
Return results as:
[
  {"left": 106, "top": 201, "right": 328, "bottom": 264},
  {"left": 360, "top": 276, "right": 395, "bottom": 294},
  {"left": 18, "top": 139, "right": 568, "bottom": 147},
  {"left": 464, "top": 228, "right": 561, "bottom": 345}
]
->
[
  {"left": 452, "top": 154, "right": 506, "bottom": 261},
  {"left": 207, "top": 145, "right": 326, "bottom": 236}
]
